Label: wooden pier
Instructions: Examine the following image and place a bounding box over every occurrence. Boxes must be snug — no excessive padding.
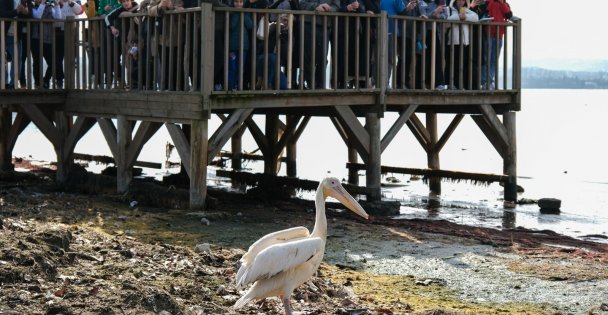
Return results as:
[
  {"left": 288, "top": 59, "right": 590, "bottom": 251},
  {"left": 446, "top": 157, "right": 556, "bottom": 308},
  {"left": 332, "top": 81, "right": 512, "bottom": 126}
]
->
[{"left": 0, "top": 5, "right": 521, "bottom": 209}]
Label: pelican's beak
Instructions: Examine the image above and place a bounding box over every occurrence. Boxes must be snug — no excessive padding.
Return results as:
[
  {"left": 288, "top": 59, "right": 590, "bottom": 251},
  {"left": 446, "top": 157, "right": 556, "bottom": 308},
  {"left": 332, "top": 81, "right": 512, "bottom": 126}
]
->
[{"left": 326, "top": 184, "right": 369, "bottom": 220}]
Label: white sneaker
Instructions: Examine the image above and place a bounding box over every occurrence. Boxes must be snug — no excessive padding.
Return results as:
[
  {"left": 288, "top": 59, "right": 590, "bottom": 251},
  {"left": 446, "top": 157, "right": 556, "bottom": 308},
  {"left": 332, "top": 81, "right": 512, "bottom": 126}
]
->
[{"left": 435, "top": 84, "right": 447, "bottom": 91}]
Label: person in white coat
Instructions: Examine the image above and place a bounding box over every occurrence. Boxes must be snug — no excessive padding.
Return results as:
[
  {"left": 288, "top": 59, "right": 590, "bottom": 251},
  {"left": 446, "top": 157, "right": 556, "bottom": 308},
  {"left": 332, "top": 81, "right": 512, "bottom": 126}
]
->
[{"left": 445, "top": 0, "right": 477, "bottom": 89}]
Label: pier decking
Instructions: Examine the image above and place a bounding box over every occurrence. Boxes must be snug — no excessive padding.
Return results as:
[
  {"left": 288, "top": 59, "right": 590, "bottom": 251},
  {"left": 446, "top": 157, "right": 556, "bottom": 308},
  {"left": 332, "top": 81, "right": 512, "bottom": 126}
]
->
[{"left": 1, "top": 5, "right": 521, "bottom": 208}]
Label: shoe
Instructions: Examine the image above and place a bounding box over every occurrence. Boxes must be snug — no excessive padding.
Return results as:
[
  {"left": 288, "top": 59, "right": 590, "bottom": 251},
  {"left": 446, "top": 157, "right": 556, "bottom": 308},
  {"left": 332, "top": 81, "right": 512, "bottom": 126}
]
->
[
  {"left": 435, "top": 84, "right": 447, "bottom": 91},
  {"left": 43, "top": 82, "right": 49, "bottom": 89},
  {"left": 214, "top": 84, "right": 223, "bottom": 91}
]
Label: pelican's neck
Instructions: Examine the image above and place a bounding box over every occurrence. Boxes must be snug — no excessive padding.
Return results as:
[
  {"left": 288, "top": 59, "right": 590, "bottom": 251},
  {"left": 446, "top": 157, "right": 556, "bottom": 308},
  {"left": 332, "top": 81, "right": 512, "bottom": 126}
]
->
[{"left": 311, "top": 185, "right": 327, "bottom": 240}]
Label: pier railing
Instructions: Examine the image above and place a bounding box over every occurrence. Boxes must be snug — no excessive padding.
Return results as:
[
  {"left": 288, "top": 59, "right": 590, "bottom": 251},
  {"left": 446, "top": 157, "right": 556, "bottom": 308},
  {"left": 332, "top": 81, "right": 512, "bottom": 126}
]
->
[{"left": 1, "top": 5, "right": 520, "bottom": 94}]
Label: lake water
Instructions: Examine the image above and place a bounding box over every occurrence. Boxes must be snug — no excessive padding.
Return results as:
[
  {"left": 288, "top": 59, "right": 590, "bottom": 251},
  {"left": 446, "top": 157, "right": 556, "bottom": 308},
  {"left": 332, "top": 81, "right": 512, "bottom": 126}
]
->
[{"left": 11, "top": 89, "right": 608, "bottom": 242}]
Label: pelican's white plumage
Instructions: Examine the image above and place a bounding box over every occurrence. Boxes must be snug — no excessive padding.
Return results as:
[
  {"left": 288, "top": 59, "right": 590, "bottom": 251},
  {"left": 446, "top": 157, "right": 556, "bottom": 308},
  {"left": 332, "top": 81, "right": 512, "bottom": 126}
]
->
[{"left": 234, "top": 177, "right": 369, "bottom": 315}]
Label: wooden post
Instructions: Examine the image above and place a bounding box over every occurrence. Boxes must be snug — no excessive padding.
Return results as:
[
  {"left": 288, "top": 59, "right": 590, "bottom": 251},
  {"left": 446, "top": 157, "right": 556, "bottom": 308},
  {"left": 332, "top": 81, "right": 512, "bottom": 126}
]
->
[
  {"left": 426, "top": 112, "right": 441, "bottom": 194},
  {"left": 190, "top": 118, "right": 208, "bottom": 209},
  {"left": 116, "top": 115, "right": 132, "bottom": 193},
  {"left": 378, "top": 11, "right": 388, "bottom": 105},
  {"left": 180, "top": 124, "right": 191, "bottom": 176},
  {"left": 286, "top": 115, "right": 297, "bottom": 177},
  {"left": 264, "top": 114, "right": 279, "bottom": 175},
  {"left": 513, "top": 18, "right": 522, "bottom": 109},
  {"left": 54, "top": 112, "right": 71, "bottom": 183},
  {"left": 503, "top": 111, "right": 517, "bottom": 201},
  {"left": 366, "top": 112, "right": 381, "bottom": 201},
  {"left": 231, "top": 125, "right": 245, "bottom": 189},
  {"left": 347, "top": 138, "right": 358, "bottom": 186},
  {"left": 231, "top": 126, "right": 244, "bottom": 171},
  {"left": 0, "top": 107, "right": 12, "bottom": 171}
]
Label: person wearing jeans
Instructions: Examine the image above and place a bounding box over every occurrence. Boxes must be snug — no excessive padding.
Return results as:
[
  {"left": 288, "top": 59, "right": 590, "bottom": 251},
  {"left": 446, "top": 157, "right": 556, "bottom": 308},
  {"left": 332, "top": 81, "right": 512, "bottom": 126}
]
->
[{"left": 480, "top": 0, "right": 511, "bottom": 89}]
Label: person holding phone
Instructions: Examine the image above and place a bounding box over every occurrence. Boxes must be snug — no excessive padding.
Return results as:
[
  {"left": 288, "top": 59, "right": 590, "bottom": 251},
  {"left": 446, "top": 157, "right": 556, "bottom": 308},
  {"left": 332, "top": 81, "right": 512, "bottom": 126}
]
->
[
  {"left": 445, "top": 0, "right": 478, "bottom": 89},
  {"left": 417, "top": 0, "right": 447, "bottom": 90},
  {"left": 468, "top": 0, "right": 486, "bottom": 89}
]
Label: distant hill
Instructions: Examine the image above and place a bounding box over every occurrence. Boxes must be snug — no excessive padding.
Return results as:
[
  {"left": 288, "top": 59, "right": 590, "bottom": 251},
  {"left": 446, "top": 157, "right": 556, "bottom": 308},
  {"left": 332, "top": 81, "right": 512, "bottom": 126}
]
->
[
  {"left": 524, "top": 59, "right": 608, "bottom": 72},
  {"left": 522, "top": 66, "right": 608, "bottom": 89}
]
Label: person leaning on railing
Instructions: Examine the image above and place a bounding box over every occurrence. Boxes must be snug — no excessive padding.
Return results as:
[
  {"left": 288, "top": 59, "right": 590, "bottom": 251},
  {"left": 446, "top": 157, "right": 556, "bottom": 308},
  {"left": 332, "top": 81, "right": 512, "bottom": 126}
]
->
[
  {"left": 445, "top": 0, "right": 478, "bottom": 90},
  {"left": 227, "top": 0, "right": 252, "bottom": 90},
  {"left": 1, "top": 0, "right": 30, "bottom": 89},
  {"left": 31, "top": 0, "right": 62, "bottom": 89},
  {"left": 380, "top": 0, "right": 405, "bottom": 89},
  {"left": 299, "top": 0, "right": 340, "bottom": 89},
  {"left": 84, "top": 0, "right": 101, "bottom": 86},
  {"left": 104, "top": 0, "right": 138, "bottom": 88},
  {"left": 467, "top": 0, "right": 484, "bottom": 90},
  {"left": 148, "top": 0, "right": 184, "bottom": 90},
  {"left": 479, "top": 0, "right": 511, "bottom": 90},
  {"left": 417, "top": 0, "right": 447, "bottom": 91},
  {"left": 97, "top": 0, "right": 120, "bottom": 87},
  {"left": 336, "top": 0, "right": 368, "bottom": 89},
  {"left": 56, "top": 0, "right": 83, "bottom": 88},
  {"left": 253, "top": 0, "right": 298, "bottom": 90}
]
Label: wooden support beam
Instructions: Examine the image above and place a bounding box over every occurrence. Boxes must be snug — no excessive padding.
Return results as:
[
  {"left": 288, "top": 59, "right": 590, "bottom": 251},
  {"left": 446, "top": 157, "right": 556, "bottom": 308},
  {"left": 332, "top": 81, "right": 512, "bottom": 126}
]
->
[
  {"left": 479, "top": 104, "right": 509, "bottom": 148},
  {"left": 292, "top": 115, "right": 310, "bottom": 143},
  {"left": 116, "top": 115, "right": 132, "bottom": 193},
  {"left": 329, "top": 116, "right": 350, "bottom": 148},
  {"left": 7, "top": 113, "right": 31, "bottom": 154},
  {"left": 274, "top": 115, "right": 301, "bottom": 162},
  {"left": 503, "top": 112, "right": 517, "bottom": 202},
  {"left": 72, "top": 153, "right": 162, "bottom": 169},
  {"left": 208, "top": 108, "right": 253, "bottom": 162},
  {"left": 264, "top": 114, "right": 279, "bottom": 175},
  {"left": 436, "top": 114, "right": 464, "bottom": 153},
  {"left": 126, "top": 121, "right": 162, "bottom": 168},
  {"left": 426, "top": 113, "right": 441, "bottom": 194},
  {"left": 231, "top": 125, "right": 246, "bottom": 171},
  {"left": 166, "top": 123, "right": 191, "bottom": 178},
  {"left": 244, "top": 117, "right": 270, "bottom": 157},
  {"left": 381, "top": 105, "right": 418, "bottom": 153},
  {"left": 286, "top": 115, "right": 298, "bottom": 177},
  {"left": 190, "top": 118, "right": 208, "bottom": 209},
  {"left": 63, "top": 117, "right": 96, "bottom": 161},
  {"left": 333, "top": 106, "right": 370, "bottom": 160},
  {"left": 217, "top": 151, "right": 287, "bottom": 163},
  {"left": 347, "top": 137, "right": 359, "bottom": 186},
  {"left": 215, "top": 169, "right": 374, "bottom": 196},
  {"left": 406, "top": 114, "right": 430, "bottom": 153},
  {"left": 366, "top": 112, "right": 382, "bottom": 202},
  {"left": 54, "top": 112, "right": 72, "bottom": 183},
  {"left": 97, "top": 118, "right": 119, "bottom": 158},
  {"left": 0, "top": 108, "right": 11, "bottom": 170},
  {"left": 471, "top": 115, "right": 507, "bottom": 159},
  {"left": 20, "top": 104, "right": 61, "bottom": 146},
  {"left": 347, "top": 162, "right": 509, "bottom": 183}
]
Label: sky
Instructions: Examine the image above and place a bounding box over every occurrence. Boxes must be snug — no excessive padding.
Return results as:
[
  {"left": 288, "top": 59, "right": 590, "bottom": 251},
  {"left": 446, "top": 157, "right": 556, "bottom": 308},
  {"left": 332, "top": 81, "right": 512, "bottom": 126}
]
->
[{"left": 508, "top": 0, "right": 608, "bottom": 62}]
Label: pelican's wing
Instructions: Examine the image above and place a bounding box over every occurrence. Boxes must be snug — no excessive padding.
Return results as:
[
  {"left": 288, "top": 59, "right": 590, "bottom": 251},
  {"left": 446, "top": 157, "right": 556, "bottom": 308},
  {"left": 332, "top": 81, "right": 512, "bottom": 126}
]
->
[
  {"left": 240, "top": 227, "right": 310, "bottom": 264},
  {"left": 236, "top": 237, "right": 323, "bottom": 288},
  {"left": 236, "top": 227, "right": 310, "bottom": 286}
]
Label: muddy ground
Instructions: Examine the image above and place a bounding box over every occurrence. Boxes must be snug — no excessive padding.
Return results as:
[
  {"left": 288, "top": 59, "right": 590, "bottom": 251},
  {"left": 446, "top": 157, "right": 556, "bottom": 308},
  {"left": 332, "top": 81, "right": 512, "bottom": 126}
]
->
[{"left": 1, "top": 170, "right": 608, "bottom": 315}]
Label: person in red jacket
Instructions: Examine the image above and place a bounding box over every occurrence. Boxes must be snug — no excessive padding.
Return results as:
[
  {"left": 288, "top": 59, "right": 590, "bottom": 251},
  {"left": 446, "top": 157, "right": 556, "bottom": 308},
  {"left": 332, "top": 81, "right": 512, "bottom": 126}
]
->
[{"left": 480, "top": 0, "right": 511, "bottom": 89}]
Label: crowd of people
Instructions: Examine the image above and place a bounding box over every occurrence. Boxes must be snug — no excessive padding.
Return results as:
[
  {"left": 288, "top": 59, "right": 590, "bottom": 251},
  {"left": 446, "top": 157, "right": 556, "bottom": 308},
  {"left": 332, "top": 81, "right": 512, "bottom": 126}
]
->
[{"left": 1, "top": 0, "right": 512, "bottom": 91}]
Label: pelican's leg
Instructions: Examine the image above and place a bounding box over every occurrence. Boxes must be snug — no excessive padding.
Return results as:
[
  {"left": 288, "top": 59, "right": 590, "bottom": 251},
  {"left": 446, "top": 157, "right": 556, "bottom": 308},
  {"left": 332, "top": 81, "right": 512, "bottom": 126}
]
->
[{"left": 281, "top": 296, "right": 293, "bottom": 315}]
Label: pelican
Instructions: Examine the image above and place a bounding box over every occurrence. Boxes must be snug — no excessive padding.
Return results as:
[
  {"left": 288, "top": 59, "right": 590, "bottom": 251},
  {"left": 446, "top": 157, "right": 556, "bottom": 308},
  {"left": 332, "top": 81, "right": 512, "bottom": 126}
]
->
[{"left": 233, "top": 177, "right": 369, "bottom": 314}]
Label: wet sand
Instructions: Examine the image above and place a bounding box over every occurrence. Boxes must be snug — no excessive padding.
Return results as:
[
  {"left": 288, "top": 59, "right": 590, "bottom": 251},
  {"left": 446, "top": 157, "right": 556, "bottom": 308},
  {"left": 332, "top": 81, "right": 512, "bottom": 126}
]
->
[{"left": 1, "top": 170, "right": 608, "bottom": 314}]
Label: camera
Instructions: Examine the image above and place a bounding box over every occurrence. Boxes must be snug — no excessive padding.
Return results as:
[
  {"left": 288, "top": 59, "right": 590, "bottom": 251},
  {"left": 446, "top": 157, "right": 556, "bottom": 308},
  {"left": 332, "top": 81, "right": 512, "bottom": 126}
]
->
[{"left": 45, "top": 0, "right": 55, "bottom": 6}]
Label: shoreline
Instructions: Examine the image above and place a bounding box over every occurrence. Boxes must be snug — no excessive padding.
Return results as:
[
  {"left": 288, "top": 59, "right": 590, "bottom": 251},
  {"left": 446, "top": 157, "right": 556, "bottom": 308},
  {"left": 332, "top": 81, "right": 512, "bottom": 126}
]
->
[{"left": 2, "top": 168, "right": 608, "bottom": 314}]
